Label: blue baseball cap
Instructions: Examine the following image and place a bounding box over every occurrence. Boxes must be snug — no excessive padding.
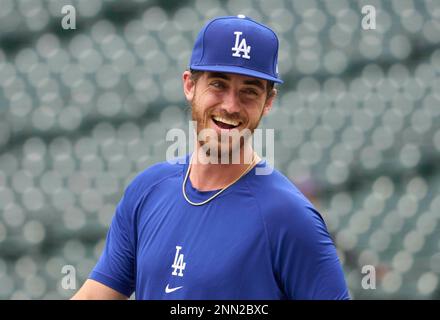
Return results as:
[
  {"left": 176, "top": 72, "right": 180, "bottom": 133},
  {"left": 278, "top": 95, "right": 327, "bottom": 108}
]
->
[{"left": 189, "top": 15, "right": 283, "bottom": 84}]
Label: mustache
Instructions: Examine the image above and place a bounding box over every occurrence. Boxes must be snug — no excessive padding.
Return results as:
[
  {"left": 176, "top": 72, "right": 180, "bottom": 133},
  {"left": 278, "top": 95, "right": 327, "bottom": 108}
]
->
[{"left": 208, "top": 110, "right": 243, "bottom": 122}]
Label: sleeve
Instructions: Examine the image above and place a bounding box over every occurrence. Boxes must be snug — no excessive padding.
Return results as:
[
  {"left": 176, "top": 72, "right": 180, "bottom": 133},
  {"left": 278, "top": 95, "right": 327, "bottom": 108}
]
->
[
  {"left": 88, "top": 192, "right": 137, "bottom": 297},
  {"left": 267, "top": 200, "right": 350, "bottom": 300}
]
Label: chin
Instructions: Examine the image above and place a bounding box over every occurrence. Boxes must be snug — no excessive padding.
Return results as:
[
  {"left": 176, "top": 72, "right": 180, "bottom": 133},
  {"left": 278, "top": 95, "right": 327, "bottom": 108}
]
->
[{"left": 197, "top": 140, "right": 242, "bottom": 163}]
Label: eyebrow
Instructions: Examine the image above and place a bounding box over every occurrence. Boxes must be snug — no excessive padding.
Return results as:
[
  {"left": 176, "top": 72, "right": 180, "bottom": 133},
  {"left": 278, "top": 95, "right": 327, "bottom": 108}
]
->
[{"left": 207, "top": 72, "right": 266, "bottom": 91}]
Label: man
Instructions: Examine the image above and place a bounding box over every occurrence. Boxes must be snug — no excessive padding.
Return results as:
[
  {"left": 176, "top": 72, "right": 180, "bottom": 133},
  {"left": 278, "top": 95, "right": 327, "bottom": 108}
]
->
[{"left": 73, "top": 15, "right": 349, "bottom": 300}]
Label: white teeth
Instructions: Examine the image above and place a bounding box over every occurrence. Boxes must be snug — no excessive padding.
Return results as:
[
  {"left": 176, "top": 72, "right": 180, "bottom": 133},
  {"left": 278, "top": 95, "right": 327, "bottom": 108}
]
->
[{"left": 212, "top": 116, "right": 240, "bottom": 126}]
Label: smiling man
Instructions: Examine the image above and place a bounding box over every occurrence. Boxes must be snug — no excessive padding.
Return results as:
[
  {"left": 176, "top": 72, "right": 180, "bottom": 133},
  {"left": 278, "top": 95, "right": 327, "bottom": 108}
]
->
[
  {"left": 72, "top": 15, "right": 349, "bottom": 300},
  {"left": 185, "top": 70, "right": 273, "bottom": 166}
]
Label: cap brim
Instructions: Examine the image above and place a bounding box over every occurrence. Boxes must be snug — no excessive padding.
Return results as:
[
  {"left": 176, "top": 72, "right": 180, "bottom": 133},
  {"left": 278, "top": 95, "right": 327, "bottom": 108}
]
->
[{"left": 190, "top": 65, "right": 283, "bottom": 84}]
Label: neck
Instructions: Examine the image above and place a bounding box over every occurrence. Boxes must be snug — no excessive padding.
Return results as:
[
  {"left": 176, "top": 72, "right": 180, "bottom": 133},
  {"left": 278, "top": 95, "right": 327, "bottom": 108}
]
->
[{"left": 189, "top": 144, "right": 260, "bottom": 191}]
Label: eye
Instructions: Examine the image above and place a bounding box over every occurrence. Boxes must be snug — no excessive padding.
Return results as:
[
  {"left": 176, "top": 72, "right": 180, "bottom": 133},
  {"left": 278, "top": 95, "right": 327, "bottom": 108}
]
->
[
  {"left": 242, "top": 88, "right": 259, "bottom": 96},
  {"left": 210, "top": 80, "right": 226, "bottom": 89}
]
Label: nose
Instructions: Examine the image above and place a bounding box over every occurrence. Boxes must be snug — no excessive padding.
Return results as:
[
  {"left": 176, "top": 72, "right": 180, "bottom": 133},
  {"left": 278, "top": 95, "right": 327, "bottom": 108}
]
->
[{"left": 221, "top": 89, "right": 241, "bottom": 114}]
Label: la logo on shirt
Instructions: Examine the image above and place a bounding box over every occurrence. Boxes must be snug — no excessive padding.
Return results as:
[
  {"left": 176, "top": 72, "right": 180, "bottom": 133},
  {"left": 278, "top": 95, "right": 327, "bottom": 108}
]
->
[
  {"left": 165, "top": 245, "right": 186, "bottom": 294},
  {"left": 171, "top": 245, "right": 186, "bottom": 277}
]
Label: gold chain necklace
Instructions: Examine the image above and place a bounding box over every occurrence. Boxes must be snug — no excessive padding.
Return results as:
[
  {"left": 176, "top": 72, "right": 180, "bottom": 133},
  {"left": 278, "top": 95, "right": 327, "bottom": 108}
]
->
[{"left": 182, "top": 152, "right": 257, "bottom": 206}]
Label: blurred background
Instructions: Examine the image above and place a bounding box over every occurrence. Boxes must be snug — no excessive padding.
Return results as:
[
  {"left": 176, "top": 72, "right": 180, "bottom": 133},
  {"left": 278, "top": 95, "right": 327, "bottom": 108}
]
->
[{"left": 0, "top": 0, "right": 439, "bottom": 299}]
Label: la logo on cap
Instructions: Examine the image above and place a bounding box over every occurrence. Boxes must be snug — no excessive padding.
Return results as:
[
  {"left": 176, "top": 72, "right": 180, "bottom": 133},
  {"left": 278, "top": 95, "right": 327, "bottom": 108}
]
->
[
  {"left": 189, "top": 15, "right": 283, "bottom": 83},
  {"left": 232, "top": 31, "right": 251, "bottom": 59}
]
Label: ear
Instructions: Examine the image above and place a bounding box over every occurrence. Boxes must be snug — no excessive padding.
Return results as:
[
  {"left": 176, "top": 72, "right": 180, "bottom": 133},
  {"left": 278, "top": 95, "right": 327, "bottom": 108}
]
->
[
  {"left": 183, "top": 70, "right": 196, "bottom": 102},
  {"left": 262, "top": 88, "right": 277, "bottom": 116}
]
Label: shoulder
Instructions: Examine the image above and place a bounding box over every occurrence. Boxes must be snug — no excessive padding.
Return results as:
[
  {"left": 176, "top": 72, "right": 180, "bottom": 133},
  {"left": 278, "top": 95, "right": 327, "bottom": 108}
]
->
[
  {"left": 245, "top": 163, "right": 348, "bottom": 299},
  {"left": 246, "top": 164, "right": 328, "bottom": 242},
  {"left": 247, "top": 163, "right": 315, "bottom": 214},
  {"left": 130, "top": 159, "right": 184, "bottom": 189},
  {"left": 122, "top": 156, "right": 186, "bottom": 205}
]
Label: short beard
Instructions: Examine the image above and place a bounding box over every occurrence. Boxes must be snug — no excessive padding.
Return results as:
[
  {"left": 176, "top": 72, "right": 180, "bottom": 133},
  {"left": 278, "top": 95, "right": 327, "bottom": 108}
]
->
[{"left": 190, "top": 99, "right": 264, "bottom": 164}]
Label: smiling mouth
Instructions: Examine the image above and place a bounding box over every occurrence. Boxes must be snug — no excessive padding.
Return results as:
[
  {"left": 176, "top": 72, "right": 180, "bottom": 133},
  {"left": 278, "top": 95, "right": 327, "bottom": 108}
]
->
[{"left": 211, "top": 115, "right": 242, "bottom": 130}]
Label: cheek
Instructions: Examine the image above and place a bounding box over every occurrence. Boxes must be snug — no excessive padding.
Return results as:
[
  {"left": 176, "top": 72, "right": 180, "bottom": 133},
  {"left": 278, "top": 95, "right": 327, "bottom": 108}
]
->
[
  {"left": 246, "top": 102, "right": 265, "bottom": 119},
  {"left": 192, "top": 96, "right": 215, "bottom": 123},
  {"left": 194, "top": 93, "right": 220, "bottom": 114}
]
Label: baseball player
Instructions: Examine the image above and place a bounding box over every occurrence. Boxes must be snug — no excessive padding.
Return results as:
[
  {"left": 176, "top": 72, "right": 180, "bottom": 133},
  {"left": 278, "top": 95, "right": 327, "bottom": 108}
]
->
[{"left": 72, "top": 15, "right": 349, "bottom": 300}]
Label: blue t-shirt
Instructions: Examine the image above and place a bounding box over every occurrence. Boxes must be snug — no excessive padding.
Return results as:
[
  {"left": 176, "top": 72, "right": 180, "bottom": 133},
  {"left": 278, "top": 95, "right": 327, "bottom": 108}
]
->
[{"left": 89, "top": 156, "right": 349, "bottom": 300}]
